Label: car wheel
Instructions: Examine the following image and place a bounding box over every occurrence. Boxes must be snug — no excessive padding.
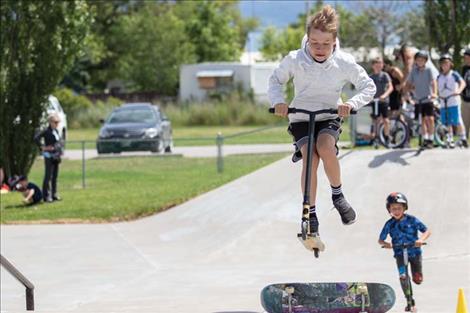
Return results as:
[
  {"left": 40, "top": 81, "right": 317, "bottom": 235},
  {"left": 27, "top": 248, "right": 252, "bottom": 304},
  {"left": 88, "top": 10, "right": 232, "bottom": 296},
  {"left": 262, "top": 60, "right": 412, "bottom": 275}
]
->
[
  {"left": 97, "top": 143, "right": 105, "bottom": 154},
  {"left": 164, "top": 140, "right": 173, "bottom": 153},
  {"left": 150, "top": 138, "right": 161, "bottom": 153}
]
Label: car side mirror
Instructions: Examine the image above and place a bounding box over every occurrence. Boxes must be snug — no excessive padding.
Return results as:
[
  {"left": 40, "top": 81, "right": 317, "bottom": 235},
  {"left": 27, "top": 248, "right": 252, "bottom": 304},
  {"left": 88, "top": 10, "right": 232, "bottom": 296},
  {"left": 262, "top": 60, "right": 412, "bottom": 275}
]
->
[{"left": 99, "top": 118, "right": 105, "bottom": 124}]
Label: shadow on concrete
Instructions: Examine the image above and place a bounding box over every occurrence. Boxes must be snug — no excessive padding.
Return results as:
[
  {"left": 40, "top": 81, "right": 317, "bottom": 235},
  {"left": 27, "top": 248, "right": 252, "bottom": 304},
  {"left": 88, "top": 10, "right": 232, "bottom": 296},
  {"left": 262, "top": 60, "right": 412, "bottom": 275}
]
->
[
  {"left": 212, "top": 311, "right": 260, "bottom": 313},
  {"left": 368, "top": 149, "right": 414, "bottom": 168}
]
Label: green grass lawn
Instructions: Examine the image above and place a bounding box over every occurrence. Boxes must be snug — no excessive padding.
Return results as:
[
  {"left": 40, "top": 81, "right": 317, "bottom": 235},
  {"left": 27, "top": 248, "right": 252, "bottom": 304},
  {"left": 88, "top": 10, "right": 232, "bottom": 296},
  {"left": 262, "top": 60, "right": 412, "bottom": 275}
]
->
[
  {"left": 66, "top": 119, "right": 351, "bottom": 148},
  {"left": 0, "top": 153, "right": 288, "bottom": 223}
]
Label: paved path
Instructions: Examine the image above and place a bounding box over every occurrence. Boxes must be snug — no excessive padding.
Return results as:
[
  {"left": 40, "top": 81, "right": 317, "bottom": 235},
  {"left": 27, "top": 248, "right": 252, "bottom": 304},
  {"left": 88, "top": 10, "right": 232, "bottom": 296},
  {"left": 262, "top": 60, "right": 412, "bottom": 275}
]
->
[
  {"left": 1, "top": 149, "right": 469, "bottom": 312},
  {"left": 63, "top": 144, "right": 296, "bottom": 160},
  {"left": 63, "top": 142, "right": 349, "bottom": 160}
]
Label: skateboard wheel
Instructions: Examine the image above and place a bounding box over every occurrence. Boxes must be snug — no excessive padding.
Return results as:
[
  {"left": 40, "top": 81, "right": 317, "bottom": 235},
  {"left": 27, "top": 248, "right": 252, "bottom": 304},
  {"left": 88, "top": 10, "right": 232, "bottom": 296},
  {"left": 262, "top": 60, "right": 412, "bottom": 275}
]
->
[{"left": 314, "top": 248, "right": 319, "bottom": 258}]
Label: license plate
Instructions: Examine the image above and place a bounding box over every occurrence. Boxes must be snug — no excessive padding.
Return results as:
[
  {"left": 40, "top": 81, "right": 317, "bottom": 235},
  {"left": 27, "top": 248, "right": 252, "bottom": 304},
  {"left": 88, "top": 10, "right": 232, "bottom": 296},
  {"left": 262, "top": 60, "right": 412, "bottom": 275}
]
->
[{"left": 121, "top": 140, "right": 131, "bottom": 148}]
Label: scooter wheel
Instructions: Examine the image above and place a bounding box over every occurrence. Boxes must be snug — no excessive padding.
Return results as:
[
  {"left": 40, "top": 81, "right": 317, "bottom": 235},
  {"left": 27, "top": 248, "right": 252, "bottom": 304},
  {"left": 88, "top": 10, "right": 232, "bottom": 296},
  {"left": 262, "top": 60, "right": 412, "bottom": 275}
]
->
[{"left": 301, "top": 220, "right": 308, "bottom": 241}]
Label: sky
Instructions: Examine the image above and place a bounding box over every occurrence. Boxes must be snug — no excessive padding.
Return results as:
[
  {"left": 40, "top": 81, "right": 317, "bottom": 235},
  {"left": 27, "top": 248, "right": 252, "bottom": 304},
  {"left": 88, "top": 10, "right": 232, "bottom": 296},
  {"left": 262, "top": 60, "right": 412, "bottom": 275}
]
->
[{"left": 238, "top": 0, "right": 422, "bottom": 51}]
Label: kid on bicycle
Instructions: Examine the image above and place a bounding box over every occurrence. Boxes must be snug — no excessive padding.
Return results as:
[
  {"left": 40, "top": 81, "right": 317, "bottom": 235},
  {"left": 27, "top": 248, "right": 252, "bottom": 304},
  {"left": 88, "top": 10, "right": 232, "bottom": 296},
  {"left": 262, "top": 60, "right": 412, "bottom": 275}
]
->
[
  {"left": 437, "top": 54, "right": 468, "bottom": 148},
  {"left": 369, "top": 57, "right": 394, "bottom": 146},
  {"left": 268, "top": 5, "right": 375, "bottom": 238},
  {"left": 379, "top": 192, "right": 431, "bottom": 312},
  {"left": 404, "top": 50, "right": 438, "bottom": 149}
]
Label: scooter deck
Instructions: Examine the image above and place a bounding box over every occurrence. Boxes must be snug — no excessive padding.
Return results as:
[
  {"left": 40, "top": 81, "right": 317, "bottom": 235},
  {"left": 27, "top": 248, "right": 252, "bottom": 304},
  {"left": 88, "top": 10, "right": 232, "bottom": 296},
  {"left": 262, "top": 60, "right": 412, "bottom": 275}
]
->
[{"left": 298, "top": 233, "right": 325, "bottom": 252}]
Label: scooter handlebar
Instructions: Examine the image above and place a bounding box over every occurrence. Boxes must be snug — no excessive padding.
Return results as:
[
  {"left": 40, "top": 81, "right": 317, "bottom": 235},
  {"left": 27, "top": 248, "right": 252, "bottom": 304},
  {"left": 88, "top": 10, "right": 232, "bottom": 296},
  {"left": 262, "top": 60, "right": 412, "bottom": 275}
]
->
[
  {"left": 382, "top": 242, "right": 427, "bottom": 249},
  {"left": 268, "top": 107, "right": 357, "bottom": 115}
]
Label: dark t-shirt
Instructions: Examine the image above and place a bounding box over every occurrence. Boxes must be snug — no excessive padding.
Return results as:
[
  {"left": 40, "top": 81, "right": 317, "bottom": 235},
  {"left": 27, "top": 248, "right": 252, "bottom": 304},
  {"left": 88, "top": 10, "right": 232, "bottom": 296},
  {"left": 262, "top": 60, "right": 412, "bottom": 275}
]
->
[
  {"left": 462, "top": 65, "right": 470, "bottom": 102},
  {"left": 370, "top": 71, "right": 391, "bottom": 103},
  {"left": 27, "top": 182, "right": 43, "bottom": 204},
  {"left": 379, "top": 214, "right": 427, "bottom": 258}
]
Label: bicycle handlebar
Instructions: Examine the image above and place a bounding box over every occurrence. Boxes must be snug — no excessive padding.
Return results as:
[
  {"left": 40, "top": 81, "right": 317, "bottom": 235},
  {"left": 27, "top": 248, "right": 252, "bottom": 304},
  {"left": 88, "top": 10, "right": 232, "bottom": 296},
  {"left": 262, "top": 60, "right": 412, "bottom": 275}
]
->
[
  {"left": 268, "top": 107, "right": 357, "bottom": 115},
  {"left": 413, "top": 96, "right": 433, "bottom": 104},
  {"left": 439, "top": 93, "right": 460, "bottom": 101}
]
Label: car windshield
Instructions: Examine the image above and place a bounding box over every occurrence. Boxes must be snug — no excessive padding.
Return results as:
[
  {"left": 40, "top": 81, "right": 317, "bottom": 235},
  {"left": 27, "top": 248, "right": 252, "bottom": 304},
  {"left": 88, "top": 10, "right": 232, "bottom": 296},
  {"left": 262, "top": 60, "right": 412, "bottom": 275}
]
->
[{"left": 108, "top": 108, "right": 156, "bottom": 124}]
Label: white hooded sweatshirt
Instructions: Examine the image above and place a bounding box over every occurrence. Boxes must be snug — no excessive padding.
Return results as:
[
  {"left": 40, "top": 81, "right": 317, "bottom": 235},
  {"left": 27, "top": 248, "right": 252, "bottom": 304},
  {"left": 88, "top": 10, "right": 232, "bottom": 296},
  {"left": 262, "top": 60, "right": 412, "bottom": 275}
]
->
[{"left": 268, "top": 39, "right": 376, "bottom": 123}]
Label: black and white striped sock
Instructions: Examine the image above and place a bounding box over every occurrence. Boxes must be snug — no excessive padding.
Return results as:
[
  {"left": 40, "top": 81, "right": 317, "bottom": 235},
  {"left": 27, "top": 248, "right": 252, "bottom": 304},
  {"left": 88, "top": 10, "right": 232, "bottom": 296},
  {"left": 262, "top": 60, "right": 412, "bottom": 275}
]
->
[
  {"left": 309, "top": 205, "right": 319, "bottom": 233},
  {"left": 309, "top": 205, "right": 317, "bottom": 218},
  {"left": 331, "top": 184, "right": 343, "bottom": 200}
]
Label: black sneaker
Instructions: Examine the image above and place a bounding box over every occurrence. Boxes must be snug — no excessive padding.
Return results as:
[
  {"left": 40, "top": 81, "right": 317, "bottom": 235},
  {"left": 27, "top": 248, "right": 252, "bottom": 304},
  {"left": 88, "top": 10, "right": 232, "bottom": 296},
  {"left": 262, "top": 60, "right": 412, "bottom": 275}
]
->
[
  {"left": 333, "top": 195, "right": 357, "bottom": 225},
  {"left": 461, "top": 139, "right": 468, "bottom": 148},
  {"left": 425, "top": 140, "right": 434, "bottom": 149}
]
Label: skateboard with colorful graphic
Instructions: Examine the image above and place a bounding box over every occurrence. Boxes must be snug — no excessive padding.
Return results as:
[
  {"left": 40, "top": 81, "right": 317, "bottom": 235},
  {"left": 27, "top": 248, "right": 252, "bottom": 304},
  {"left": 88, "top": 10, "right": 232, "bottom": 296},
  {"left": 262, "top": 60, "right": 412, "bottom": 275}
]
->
[{"left": 261, "top": 282, "right": 395, "bottom": 313}]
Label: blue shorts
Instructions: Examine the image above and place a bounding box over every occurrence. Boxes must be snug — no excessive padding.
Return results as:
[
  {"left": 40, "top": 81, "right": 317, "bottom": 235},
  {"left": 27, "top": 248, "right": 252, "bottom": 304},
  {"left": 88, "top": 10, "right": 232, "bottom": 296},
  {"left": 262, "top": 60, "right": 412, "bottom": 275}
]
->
[{"left": 440, "top": 106, "right": 460, "bottom": 126}]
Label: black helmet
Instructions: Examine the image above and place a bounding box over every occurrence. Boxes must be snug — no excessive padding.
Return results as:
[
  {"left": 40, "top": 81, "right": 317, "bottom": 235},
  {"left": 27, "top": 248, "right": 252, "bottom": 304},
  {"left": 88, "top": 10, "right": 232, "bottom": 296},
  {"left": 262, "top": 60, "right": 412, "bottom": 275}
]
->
[
  {"left": 464, "top": 48, "right": 470, "bottom": 56},
  {"left": 414, "top": 50, "right": 429, "bottom": 61},
  {"left": 439, "top": 53, "right": 453, "bottom": 63},
  {"left": 386, "top": 192, "right": 408, "bottom": 211}
]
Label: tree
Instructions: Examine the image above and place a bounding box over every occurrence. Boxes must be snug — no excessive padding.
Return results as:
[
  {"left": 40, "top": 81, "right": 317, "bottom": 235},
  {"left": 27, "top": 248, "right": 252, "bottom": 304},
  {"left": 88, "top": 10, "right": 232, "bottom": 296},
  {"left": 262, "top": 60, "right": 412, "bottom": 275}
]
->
[
  {"left": 259, "top": 2, "right": 378, "bottom": 61},
  {"left": 183, "top": 1, "right": 243, "bottom": 62},
  {"left": 336, "top": 5, "right": 378, "bottom": 50},
  {"left": 117, "top": 2, "right": 196, "bottom": 94},
  {"left": 0, "top": 0, "right": 91, "bottom": 177},
  {"left": 396, "top": 7, "right": 430, "bottom": 49},
  {"left": 61, "top": 0, "right": 142, "bottom": 92},
  {"left": 425, "top": 0, "right": 470, "bottom": 69},
  {"left": 362, "top": 2, "right": 400, "bottom": 54}
]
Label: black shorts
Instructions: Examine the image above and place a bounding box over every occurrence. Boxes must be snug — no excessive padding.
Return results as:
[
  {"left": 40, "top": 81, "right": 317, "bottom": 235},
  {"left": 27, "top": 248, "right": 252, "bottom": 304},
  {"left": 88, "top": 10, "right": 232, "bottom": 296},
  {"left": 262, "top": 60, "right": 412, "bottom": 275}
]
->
[
  {"left": 287, "top": 118, "right": 342, "bottom": 162},
  {"left": 395, "top": 254, "right": 422, "bottom": 277},
  {"left": 389, "top": 101, "right": 401, "bottom": 112},
  {"left": 414, "top": 102, "right": 434, "bottom": 119},
  {"left": 368, "top": 101, "right": 389, "bottom": 118}
]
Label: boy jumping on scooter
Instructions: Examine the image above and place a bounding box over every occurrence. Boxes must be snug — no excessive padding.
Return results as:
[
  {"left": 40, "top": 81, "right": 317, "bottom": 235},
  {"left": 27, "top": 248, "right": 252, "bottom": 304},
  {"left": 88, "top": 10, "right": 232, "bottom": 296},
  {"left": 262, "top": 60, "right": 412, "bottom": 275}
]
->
[
  {"left": 379, "top": 192, "right": 431, "bottom": 312},
  {"left": 268, "top": 5, "right": 375, "bottom": 244}
]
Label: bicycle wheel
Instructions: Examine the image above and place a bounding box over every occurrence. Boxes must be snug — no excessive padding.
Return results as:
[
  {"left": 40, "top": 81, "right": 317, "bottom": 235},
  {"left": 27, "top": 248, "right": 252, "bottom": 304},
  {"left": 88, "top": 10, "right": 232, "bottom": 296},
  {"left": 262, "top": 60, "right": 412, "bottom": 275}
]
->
[
  {"left": 379, "top": 119, "right": 408, "bottom": 148},
  {"left": 434, "top": 123, "right": 448, "bottom": 147}
]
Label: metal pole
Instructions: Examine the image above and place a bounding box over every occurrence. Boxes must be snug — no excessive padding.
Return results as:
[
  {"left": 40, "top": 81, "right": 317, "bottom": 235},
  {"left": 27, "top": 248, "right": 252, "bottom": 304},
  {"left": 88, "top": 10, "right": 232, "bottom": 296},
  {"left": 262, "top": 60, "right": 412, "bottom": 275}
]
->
[
  {"left": 26, "top": 288, "right": 35, "bottom": 311},
  {"left": 350, "top": 113, "right": 357, "bottom": 147},
  {"left": 82, "top": 141, "right": 86, "bottom": 189},
  {"left": 0, "top": 254, "right": 35, "bottom": 311},
  {"left": 216, "top": 132, "right": 223, "bottom": 173}
]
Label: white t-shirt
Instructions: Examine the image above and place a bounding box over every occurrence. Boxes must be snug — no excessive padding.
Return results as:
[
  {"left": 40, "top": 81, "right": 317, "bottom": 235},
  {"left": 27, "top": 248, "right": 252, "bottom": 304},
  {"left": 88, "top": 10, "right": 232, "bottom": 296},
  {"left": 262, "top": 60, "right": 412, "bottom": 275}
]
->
[{"left": 437, "top": 70, "right": 463, "bottom": 108}]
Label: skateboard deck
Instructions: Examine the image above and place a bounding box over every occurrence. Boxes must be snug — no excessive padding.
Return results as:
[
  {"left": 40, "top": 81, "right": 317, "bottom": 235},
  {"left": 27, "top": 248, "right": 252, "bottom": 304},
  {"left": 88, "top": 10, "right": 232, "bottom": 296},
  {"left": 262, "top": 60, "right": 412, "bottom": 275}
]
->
[{"left": 261, "top": 282, "right": 395, "bottom": 313}]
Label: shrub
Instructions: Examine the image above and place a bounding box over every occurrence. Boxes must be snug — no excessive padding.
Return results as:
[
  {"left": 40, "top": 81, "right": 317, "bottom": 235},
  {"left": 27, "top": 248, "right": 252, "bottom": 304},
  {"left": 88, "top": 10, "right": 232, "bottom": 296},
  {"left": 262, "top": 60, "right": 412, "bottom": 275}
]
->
[
  {"left": 165, "top": 98, "right": 278, "bottom": 127},
  {"left": 72, "top": 99, "right": 121, "bottom": 128},
  {"left": 54, "top": 88, "right": 123, "bottom": 128},
  {"left": 54, "top": 88, "right": 93, "bottom": 122}
]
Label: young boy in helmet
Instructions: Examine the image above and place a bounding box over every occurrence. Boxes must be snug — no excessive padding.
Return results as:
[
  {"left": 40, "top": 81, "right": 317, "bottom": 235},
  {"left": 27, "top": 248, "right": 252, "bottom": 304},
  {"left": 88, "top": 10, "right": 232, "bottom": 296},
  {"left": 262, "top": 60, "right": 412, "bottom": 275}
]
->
[
  {"left": 437, "top": 54, "right": 468, "bottom": 148},
  {"left": 404, "top": 50, "right": 438, "bottom": 148},
  {"left": 378, "top": 192, "right": 431, "bottom": 312}
]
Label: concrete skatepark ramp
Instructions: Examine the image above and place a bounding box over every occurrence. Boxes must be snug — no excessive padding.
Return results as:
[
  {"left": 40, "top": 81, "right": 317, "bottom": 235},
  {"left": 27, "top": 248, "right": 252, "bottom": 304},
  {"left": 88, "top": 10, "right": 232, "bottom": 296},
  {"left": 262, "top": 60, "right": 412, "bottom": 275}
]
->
[{"left": 1, "top": 149, "right": 469, "bottom": 312}]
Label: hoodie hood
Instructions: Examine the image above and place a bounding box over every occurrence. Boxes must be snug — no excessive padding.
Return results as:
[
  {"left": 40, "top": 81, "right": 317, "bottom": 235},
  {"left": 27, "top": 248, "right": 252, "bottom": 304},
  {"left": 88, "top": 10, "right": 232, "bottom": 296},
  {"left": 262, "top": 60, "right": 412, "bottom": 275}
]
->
[{"left": 300, "top": 34, "right": 341, "bottom": 71}]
